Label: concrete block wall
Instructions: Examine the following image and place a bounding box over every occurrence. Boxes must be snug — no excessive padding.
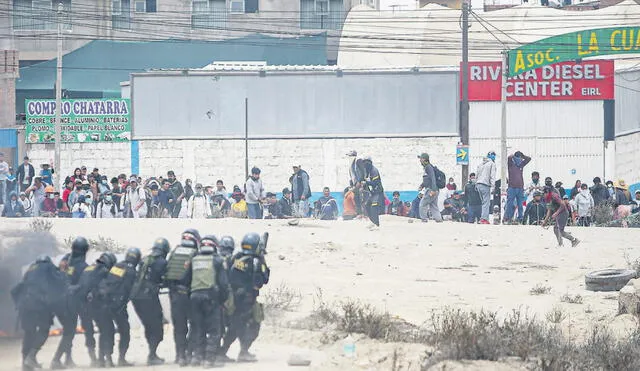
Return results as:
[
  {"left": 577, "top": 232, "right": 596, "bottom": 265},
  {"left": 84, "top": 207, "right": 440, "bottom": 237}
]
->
[
  {"left": 24, "top": 136, "right": 461, "bottom": 192},
  {"left": 615, "top": 131, "right": 640, "bottom": 187}
]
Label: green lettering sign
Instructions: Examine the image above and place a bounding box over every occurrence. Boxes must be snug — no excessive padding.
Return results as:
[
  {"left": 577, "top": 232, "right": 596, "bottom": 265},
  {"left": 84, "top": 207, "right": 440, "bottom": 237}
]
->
[
  {"left": 507, "top": 27, "right": 640, "bottom": 77},
  {"left": 25, "top": 98, "right": 131, "bottom": 144}
]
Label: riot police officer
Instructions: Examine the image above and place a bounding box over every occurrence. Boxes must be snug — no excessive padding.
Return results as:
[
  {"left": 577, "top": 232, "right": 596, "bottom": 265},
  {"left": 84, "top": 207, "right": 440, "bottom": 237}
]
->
[
  {"left": 224, "top": 232, "right": 270, "bottom": 362},
  {"left": 51, "top": 236, "right": 91, "bottom": 369},
  {"left": 68, "top": 252, "right": 117, "bottom": 367},
  {"left": 165, "top": 229, "right": 201, "bottom": 366},
  {"left": 190, "top": 235, "right": 229, "bottom": 367},
  {"left": 131, "top": 238, "right": 170, "bottom": 365},
  {"left": 218, "top": 236, "right": 237, "bottom": 363},
  {"left": 95, "top": 248, "right": 141, "bottom": 367},
  {"left": 12, "top": 255, "right": 67, "bottom": 371}
]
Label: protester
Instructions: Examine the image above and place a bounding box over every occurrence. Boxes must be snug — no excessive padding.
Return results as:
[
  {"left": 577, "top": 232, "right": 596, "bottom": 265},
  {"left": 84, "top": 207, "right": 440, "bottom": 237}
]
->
[
  {"left": 16, "top": 156, "right": 35, "bottom": 193},
  {"left": 476, "top": 151, "right": 497, "bottom": 224},
  {"left": 167, "top": 171, "right": 185, "bottom": 218},
  {"left": 462, "top": 173, "right": 482, "bottom": 223},
  {"left": 418, "top": 153, "right": 442, "bottom": 223},
  {"left": 275, "top": 188, "right": 294, "bottom": 219},
  {"left": 245, "top": 167, "right": 266, "bottom": 219},
  {"left": 505, "top": 151, "right": 531, "bottom": 223},
  {"left": 1, "top": 192, "right": 25, "bottom": 217},
  {"left": 127, "top": 178, "right": 148, "bottom": 218},
  {"left": 525, "top": 171, "right": 543, "bottom": 204},
  {"left": 575, "top": 183, "right": 594, "bottom": 226},
  {"left": 522, "top": 191, "right": 546, "bottom": 225},
  {"left": 590, "top": 177, "right": 610, "bottom": 206},
  {"left": 387, "top": 191, "right": 407, "bottom": 216},
  {"left": 188, "top": 183, "right": 211, "bottom": 219},
  {"left": 39, "top": 163, "right": 54, "bottom": 186},
  {"left": 0, "top": 152, "right": 9, "bottom": 205},
  {"left": 342, "top": 187, "right": 357, "bottom": 220},
  {"left": 290, "top": 165, "right": 311, "bottom": 218},
  {"left": 314, "top": 187, "right": 338, "bottom": 220},
  {"left": 71, "top": 195, "right": 92, "bottom": 218},
  {"left": 19, "top": 192, "right": 32, "bottom": 216}
]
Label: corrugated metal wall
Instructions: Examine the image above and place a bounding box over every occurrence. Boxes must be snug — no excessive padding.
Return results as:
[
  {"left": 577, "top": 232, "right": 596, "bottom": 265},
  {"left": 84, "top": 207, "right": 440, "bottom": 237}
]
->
[
  {"left": 616, "top": 69, "right": 640, "bottom": 136},
  {"left": 469, "top": 101, "right": 606, "bottom": 185}
]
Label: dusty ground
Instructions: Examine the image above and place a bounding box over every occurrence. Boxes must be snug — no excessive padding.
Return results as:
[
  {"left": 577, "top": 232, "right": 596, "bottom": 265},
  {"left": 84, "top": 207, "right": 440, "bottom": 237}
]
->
[{"left": 1, "top": 216, "right": 639, "bottom": 370}]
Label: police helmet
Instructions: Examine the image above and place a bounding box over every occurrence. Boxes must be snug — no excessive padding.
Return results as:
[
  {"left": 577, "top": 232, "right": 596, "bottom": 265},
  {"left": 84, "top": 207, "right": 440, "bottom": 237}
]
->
[
  {"left": 125, "top": 247, "right": 142, "bottom": 265},
  {"left": 71, "top": 236, "right": 89, "bottom": 255},
  {"left": 151, "top": 237, "right": 171, "bottom": 257},
  {"left": 97, "top": 252, "right": 117, "bottom": 269},
  {"left": 181, "top": 229, "right": 201, "bottom": 248},
  {"left": 35, "top": 255, "right": 52, "bottom": 264},
  {"left": 200, "top": 235, "right": 218, "bottom": 254},
  {"left": 240, "top": 232, "right": 261, "bottom": 255},
  {"left": 219, "top": 236, "right": 235, "bottom": 256}
]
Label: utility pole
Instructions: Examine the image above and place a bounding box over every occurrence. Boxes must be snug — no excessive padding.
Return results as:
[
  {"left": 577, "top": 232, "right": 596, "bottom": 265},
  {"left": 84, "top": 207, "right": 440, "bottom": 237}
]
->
[
  {"left": 54, "top": 2, "right": 63, "bottom": 190},
  {"left": 244, "top": 97, "right": 249, "bottom": 178},
  {"left": 460, "top": 0, "right": 470, "bottom": 184},
  {"left": 500, "top": 51, "right": 508, "bottom": 223}
]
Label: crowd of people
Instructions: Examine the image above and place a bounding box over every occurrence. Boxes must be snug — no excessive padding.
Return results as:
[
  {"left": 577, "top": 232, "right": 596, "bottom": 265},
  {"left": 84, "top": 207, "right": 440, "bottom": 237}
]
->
[
  {"left": 1, "top": 151, "right": 638, "bottom": 230},
  {"left": 12, "top": 230, "right": 270, "bottom": 370}
]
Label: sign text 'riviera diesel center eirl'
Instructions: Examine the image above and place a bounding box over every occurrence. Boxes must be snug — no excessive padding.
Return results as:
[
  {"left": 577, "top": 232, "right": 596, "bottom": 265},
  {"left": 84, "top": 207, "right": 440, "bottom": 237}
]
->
[
  {"left": 461, "top": 60, "right": 614, "bottom": 101},
  {"left": 25, "top": 98, "right": 131, "bottom": 144},
  {"left": 507, "top": 27, "right": 640, "bottom": 76}
]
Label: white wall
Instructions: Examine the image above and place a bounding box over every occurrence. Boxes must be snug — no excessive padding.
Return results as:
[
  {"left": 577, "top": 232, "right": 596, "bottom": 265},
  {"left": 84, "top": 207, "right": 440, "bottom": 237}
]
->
[
  {"left": 615, "top": 131, "right": 640, "bottom": 186},
  {"left": 469, "top": 100, "right": 608, "bottom": 186},
  {"left": 25, "top": 136, "right": 461, "bottom": 192}
]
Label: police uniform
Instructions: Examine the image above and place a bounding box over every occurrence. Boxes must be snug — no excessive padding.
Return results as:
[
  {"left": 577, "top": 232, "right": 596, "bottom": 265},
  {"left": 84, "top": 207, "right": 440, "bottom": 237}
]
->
[
  {"left": 224, "top": 233, "right": 270, "bottom": 362},
  {"left": 131, "top": 240, "right": 169, "bottom": 365},
  {"left": 165, "top": 242, "right": 198, "bottom": 365},
  {"left": 94, "top": 251, "right": 139, "bottom": 367},
  {"left": 11, "top": 256, "right": 66, "bottom": 370},
  {"left": 51, "top": 251, "right": 90, "bottom": 369},
  {"left": 190, "top": 250, "right": 229, "bottom": 366},
  {"left": 68, "top": 254, "right": 116, "bottom": 366}
]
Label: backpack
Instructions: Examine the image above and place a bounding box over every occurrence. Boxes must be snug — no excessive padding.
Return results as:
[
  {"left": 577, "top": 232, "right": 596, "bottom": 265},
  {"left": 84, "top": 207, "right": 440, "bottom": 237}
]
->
[{"left": 433, "top": 166, "right": 446, "bottom": 189}]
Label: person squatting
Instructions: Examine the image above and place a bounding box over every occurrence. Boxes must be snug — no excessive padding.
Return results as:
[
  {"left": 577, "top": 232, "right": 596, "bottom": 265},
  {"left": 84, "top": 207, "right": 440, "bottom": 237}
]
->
[{"left": 11, "top": 229, "right": 271, "bottom": 370}]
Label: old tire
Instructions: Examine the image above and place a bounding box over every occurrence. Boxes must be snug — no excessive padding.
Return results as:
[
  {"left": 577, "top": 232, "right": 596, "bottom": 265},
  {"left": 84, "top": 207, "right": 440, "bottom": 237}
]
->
[{"left": 585, "top": 269, "right": 636, "bottom": 292}]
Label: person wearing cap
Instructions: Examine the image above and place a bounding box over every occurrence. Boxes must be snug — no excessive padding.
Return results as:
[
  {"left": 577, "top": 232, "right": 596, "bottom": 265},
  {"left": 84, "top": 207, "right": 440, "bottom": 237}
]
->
[
  {"left": 41, "top": 186, "right": 57, "bottom": 216},
  {"left": 542, "top": 185, "right": 580, "bottom": 247},
  {"left": 614, "top": 180, "right": 632, "bottom": 205},
  {"left": 127, "top": 177, "right": 148, "bottom": 218},
  {"left": 245, "top": 167, "right": 266, "bottom": 219},
  {"left": 275, "top": 188, "right": 294, "bottom": 219},
  {"left": 476, "top": 151, "right": 497, "bottom": 224},
  {"left": 167, "top": 170, "right": 185, "bottom": 218},
  {"left": 418, "top": 153, "right": 442, "bottom": 223},
  {"left": 188, "top": 183, "right": 211, "bottom": 219},
  {"left": 289, "top": 165, "right": 311, "bottom": 218},
  {"left": 17, "top": 156, "right": 35, "bottom": 193},
  {"left": 504, "top": 151, "right": 531, "bottom": 223}
]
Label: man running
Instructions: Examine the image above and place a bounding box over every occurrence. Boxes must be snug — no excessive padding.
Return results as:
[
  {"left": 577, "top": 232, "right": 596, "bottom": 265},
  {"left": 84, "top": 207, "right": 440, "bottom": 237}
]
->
[{"left": 542, "top": 185, "right": 581, "bottom": 248}]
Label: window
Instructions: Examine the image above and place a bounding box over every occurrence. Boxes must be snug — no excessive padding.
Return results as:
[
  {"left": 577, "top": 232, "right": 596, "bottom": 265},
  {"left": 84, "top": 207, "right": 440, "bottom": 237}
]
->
[
  {"left": 192, "top": 0, "right": 208, "bottom": 13},
  {"left": 134, "top": 0, "right": 145, "bottom": 12},
  {"left": 112, "top": 0, "right": 121, "bottom": 15},
  {"left": 13, "top": 0, "right": 55, "bottom": 30},
  {"left": 315, "top": 0, "right": 329, "bottom": 13},
  {"left": 229, "top": 0, "right": 244, "bottom": 13}
]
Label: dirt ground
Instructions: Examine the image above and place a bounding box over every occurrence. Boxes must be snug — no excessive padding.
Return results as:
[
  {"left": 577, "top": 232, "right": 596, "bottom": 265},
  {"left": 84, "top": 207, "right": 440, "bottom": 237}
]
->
[{"left": 1, "top": 216, "right": 639, "bottom": 370}]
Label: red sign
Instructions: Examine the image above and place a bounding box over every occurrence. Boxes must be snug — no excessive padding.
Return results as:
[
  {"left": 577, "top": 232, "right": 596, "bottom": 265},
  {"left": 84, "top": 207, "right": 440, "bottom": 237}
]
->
[{"left": 461, "top": 60, "right": 614, "bottom": 101}]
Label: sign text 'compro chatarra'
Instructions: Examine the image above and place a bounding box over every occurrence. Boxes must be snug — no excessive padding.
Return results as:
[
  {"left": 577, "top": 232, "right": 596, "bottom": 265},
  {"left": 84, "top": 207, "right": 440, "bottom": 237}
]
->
[{"left": 25, "top": 98, "right": 131, "bottom": 144}]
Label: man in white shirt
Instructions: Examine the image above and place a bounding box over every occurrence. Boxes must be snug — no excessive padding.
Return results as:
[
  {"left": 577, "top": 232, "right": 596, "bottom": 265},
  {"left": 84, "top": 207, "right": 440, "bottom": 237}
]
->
[
  {"left": 127, "top": 178, "right": 147, "bottom": 218},
  {"left": 0, "top": 152, "right": 10, "bottom": 205}
]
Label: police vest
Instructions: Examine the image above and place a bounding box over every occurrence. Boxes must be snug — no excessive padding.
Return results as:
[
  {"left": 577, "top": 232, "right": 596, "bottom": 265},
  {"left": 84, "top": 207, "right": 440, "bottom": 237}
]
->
[
  {"left": 191, "top": 254, "right": 217, "bottom": 292},
  {"left": 165, "top": 246, "right": 197, "bottom": 282}
]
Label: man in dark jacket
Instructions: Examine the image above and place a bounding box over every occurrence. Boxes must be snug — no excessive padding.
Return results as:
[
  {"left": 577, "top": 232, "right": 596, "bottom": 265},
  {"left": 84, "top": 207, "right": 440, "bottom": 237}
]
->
[
  {"left": 463, "top": 173, "right": 482, "bottom": 223},
  {"left": 95, "top": 248, "right": 141, "bottom": 367},
  {"left": 504, "top": 151, "right": 531, "bottom": 223},
  {"left": 16, "top": 156, "right": 36, "bottom": 193},
  {"left": 167, "top": 170, "right": 185, "bottom": 218},
  {"left": 275, "top": 188, "right": 293, "bottom": 219},
  {"left": 2, "top": 191, "right": 25, "bottom": 217},
  {"left": 12, "top": 255, "right": 67, "bottom": 371},
  {"left": 522, "top": 191, "right": 547, "bottom": 225},
  {"left": 131, "top": 238, "right": 170, "bottom": 365},
  {"left": 418, "top": 153, "right": 442, "bottom": 223},
  {"left": 590, "top": 177, "right": 610, "bottom": 206},
  {"left": 289, "top": 165, "right": 311, "bottom": 218}
]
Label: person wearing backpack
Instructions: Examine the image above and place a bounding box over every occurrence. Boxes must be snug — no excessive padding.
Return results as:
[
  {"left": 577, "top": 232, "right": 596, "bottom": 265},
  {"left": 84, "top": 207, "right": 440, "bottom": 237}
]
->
[
  {"left": 127, "top": 178, "right": 147, "bottom": 218},
  {"left": 418, "top": 153, "right": 443, "bottom": 223}
]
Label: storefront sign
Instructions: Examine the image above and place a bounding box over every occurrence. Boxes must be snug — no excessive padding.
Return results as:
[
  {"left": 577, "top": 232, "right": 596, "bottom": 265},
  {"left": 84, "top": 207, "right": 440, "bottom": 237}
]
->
[
  {"left": 25, "top": 98, "right": 131, "bottom": 144},
  {"left": 507, "top": 27, "right": 639, "bottom": 76},
  {"left": 461, "top": 60, "right": 614, "bottom": 101}
]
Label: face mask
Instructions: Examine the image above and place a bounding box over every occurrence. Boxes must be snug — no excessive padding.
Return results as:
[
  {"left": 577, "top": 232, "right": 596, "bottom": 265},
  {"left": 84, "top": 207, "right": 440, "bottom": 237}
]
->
[
  {"left": 470, "top": 178, "right": 476, "bottom": 183},
  {"left": 105, "top": 196, "right": 112, "bottom": 202},
  {"left": 102, "top": 180, "right": 107, "bottom": 184},
  {"left": 545, "top": 181, "right": 552, "bottom": 187},
  {"left": 49, "top": 194, "right": 55, "bottom": 199},
  {"left": 85, "top": 199, "right": 92, "bottom": 204}
]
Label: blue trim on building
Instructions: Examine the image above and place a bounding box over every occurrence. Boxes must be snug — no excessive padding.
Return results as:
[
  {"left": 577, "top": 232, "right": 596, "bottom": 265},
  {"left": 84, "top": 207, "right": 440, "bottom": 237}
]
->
[
  {"left": 271, "top": 190, "right": 420, "bottom": 215},
  {"left": 130, "top": 140, "right": 139, "bottom": 175}
]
